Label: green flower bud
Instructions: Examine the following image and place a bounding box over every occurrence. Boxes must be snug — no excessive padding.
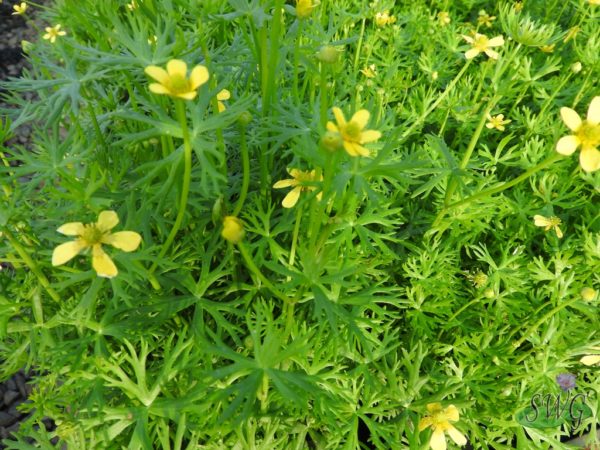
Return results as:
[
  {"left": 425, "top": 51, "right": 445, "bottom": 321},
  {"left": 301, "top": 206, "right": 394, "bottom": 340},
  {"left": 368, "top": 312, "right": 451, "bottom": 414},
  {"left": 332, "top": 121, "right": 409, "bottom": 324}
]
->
[
  {"left": 320, "top": 131, "right": 343, "bottom": 152},
  {"left": 317, "top": 45, "right": 340, "bottom": 65}
]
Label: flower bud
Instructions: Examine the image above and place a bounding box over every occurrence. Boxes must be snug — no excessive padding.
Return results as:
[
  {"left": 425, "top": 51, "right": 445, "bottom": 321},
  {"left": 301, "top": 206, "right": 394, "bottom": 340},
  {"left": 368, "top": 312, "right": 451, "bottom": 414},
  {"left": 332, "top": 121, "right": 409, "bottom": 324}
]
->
[
  {"left": 221, "top": 216, "right": 245, "bottom": 244},
  {"left": 238, "top": 111, "right": 253, "bottom": 126},
  {"left": 571, "top": 62, "right": 582, "bottom": 73},
  {"left": 581, "top": 287, "right": 597, "bottom": 301},
  {"left": 317, "top": 45, "right": 339, "bottom": 65},
  {"left": 21, "top": 40, "right": 33, "bottom": 53},
  {"left": 320, "top": 131, "right": 343, "bottom": 152}
]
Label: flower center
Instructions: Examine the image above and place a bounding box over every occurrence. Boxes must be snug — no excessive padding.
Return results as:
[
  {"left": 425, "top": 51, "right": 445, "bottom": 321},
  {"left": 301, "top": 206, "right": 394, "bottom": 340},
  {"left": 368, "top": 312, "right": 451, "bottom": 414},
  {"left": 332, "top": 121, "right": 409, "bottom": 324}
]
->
[
  {"left": 168, "top": 74, "right": 190, "bottom": 94},
  {"left": 81, "top": 224, "right": 104, "bottom": 245},
  {"left": 576, "top": 121, "right": 600, "bottom": 148},
  {"left": 473, "top": 35, "right": 490, "bottom": 51},
  {"left": 344, "top": 122, "right": 362, "bottom": 141}
]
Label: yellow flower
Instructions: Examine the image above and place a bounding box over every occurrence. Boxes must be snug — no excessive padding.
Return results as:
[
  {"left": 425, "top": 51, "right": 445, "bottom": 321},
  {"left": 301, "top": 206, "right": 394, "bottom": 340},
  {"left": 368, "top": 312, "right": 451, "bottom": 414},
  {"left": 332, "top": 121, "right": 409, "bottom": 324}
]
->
[
  {"left": 581, "top": 287, "right": 597, "bottom": 301},
  {"left": 273, "top": 168, "right": 322, "bottom": 208},
  {"left": 462, "top": 33, "right": 504, "bottom": 60},
  {"left": 147, "top": 35, "right": 157, "bottom": 45},
  {"left": 437, "top": 11, "right": 451, "bottom": 26},
  {"left": 52, "top": 211, "right": 142, "bottom": 278},
  {"left": 217, "top": 89, "right": 231, "bottom": 113},
  {"left": 486, "top": 114, "right": 511, "bottom": 131},
  {"left": 144, "top": 59, "right": 209, "bottom": 100},
  {"left": 360, "top": 64, "right": 377, "bottom": 78},
  {"left": 375, "top": 11, "right": 396, "bottom": 27},
  {"left": 581, "top": 354, "right": 600, "bottom": 365},
  {"left": 533, "top": 215, "right": 563, "bottom": 238},
  {"left": 589, "top": 0, "right": 600, "bottom": 5},
  {"left": 556, "top": 96, "right": 600, "bottom": 172},
  {"left": 419, "top": 403, "right": 467, "bottom": 450},
  {"left": 12, "top": 2, "right": 27, "bottom": 15},
  {"left": 326, "top": 107, "right": 382, "bottom": 157},
  {"left": 564, "top": 26, "right": 580, "bottom": 43},
  {"left": 514, "top": 1, "right": 523, "bottom": 12},
  {"left": 540, "top": 44, "right": 555, "bottom": 53},
  {"left": 221, "top": 216, "right": 244, "bottom": 244},
  {"left": 126, "top": 0, "right": 138, "bottom": 10},
  {"left": 477, "top": 10, "right": 496, "bottom": 28},
  {"left": 296, "top": 0, "right": 317, "bottom": 19},
  {"left": 43, "top": 24, "right": 66, "bottom": 43}
]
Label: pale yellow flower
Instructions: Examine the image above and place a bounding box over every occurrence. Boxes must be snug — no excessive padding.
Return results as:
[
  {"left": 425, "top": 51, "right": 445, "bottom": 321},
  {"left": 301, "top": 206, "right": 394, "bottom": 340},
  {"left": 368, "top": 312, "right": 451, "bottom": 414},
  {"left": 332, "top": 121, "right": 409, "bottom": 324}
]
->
[
  {"left": 43, "top": 24, "right": 66, "bottom": 43},
  {"left": 437, "top": 11, "right": 450, "bottom": 26},
  {"left": 221, "top": 216, "right": 244, "bottom": 244},
  {"left": 326, "top": 107, "right": 381, "bottom": 157},
  {"left": 556, "top": 96, "right": 600, "bottom": 172},
  {"left": 581, "top": 287, "right": 597, "bottom": 301},
  {"left": 486, "top": 114, "right": 511, "bottom": 131},
  {"left": 589, "top": 0, "right": 600, "bottom": 5},
  {"left": 52, "top": 211, "right": 142, "bottom": 278},
  {"left": 540, "top": 44, "right": 555, "bottom": 53},
  {"left": 462, "top": 33, "right": 504, "bottom": 60},
  {"left": 581, "top": 354, "right": 600, "bottom": 365},
  {"left": 12, "top": 2, "right": 27, "bottom": 15},
  {"left": 360, "top": 64, "right": 377, "bottom": 78},
  {"left": 477, "top": 10, "right": 496, "bottom": 28},
  {"left": 273, "top": 169, "right": 322, "bottom": 208},
  {"left": 126, "top": 0, "right": 138, "bottom": 10},
  {"left": 533, "top": 215, "right": 563, "bottom": 238},
  {"left": 145, "top": 59, "right": 209, "bottom": 100},
  {"left": 514, "top": 2, "right": 523, "bottom": 12},
  {"left": 296, "top": 0, "right": 317, "bottom": 19},
  {"left": 217, "top": 89, "right": 231, "bottom": 113},
  {"left": 419, "top": 403, "right": 467, "bottom": 450},
  {"left": 375, "top": 11, "right": 396, "bottom": 27}
]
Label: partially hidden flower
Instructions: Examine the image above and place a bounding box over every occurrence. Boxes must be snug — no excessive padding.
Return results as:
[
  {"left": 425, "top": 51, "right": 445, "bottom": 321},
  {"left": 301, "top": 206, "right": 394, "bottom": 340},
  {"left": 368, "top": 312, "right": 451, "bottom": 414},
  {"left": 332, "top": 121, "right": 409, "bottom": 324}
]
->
[
  {"left": 564, "top": 26, "right": 580, "bottom": 43},
  {"left": 437, "top": 11, "right": 451, "bottom": 26},
  {"left": 221, "top": 216, "right": 244, "bottom": 244},
  {"left": 296, "top": 0, "right": 317, "bottom": 19},
  {"left": 556, "top": 373, "right": 576, "bottom": 391},
  {"left": 477, "top": 10, "right": 496, "bottom": 28},
  {"left": 419, "top": 403, "right": 467, "bottom": 450},
  {"left": 12, "top": 2, "right": 27, "bottom": 15},
  {"left": 540, "top": 44, "right": 555, "bottom": 53},
  {"left": 273, "top": 168, "right": 322, "bottom": 208},
  {"left": 581, "top": 353, "right": 600, "bottom": 366},
  {"left": 43, "top": 24, "right": 66, "bottom": 43},
  {"left": 326, "top": 107, "right": 381, "bottom": 157},
  {"left": 533, "top": 215, "right": 563, "bottom": 238},
  {"left": 52, "top": 211, "right": 142, "bottom": 278},
  {"left": 360, "top": 64, "right": 377, "bottom": 78},
  {"left": 581, "top": 287, "right": 597, "bottom": 301},
  {"left": 217, "top": 89, "right": 230, "bottom": 112},
  {"left": 589, "top": 0, "right": 600, "bottom": 5},
  {"left": 556, "top": 96, "right": 600, "bottom": 172},
  {"left": 145, "top": 59, "right": 209, "bottom": 100},
  {"left": 375, "top": 11, "right": 396, "bottom": 27},
  {"left": 486, "top": 114, "right": 511, "bottom": 131},
  {"left": 462, "top": 33, "right": 504, "bottom": 60},
  {"left": 126, "top": 0, "right": 138, "bottom": 10}
]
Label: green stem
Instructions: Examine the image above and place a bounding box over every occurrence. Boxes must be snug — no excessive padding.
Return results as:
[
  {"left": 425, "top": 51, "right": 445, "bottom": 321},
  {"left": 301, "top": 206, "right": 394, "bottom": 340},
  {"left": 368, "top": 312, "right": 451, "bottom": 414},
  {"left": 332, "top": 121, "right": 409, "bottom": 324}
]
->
[
  {"left": 292, "top": 20, "right": 304, "bottom": 103},
  {"left": 289, "top": 205, "right": 303, "bottom": 269},
  {"left": 319, "top": 63, "right": 328, "bottom": 130},
  {"left": 149, "top": 100, "right": 192, "bottom": 274},
  {"left": 232, "top": 123, "right": 250, "bottom": 217},
  {"left": 353, "top": 18, "right": 366, "bottom": 74},
  {"left": 2, "top": 229, "right": 60, "bottom": 303}
]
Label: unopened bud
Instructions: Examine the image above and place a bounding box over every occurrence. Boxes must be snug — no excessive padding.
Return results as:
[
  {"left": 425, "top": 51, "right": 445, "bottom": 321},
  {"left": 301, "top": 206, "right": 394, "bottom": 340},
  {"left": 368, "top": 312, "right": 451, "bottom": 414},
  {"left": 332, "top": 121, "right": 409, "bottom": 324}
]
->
[
  {"left": 581, "top": 287, "right": 597, "bottom": 301},
  {"left": 317, "top": 45, "right": 339, "bottom": 65},
  {"left": 571, "top": 62, "right": 582, "bottom": 73},
  {"left": 320, "top": 131, "right": 343, "bottom": 151},
  {"left": 221, "top": 216, "right": 245, "bottom": 244},
  {"left": 238, "top": 111, "right": 252, "bottom": 126}
]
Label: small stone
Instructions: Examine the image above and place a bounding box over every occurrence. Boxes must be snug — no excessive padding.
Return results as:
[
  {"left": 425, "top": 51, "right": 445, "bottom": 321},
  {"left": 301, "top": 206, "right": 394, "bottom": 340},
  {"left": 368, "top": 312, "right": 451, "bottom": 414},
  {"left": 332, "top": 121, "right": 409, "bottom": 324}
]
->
[
  {"left": 3, "top": 390, "right": 19, "bottom": 406},
  {"left": 15, "top": 372, "right": 27, "bottom": 397},
  {"left": 5, "top": 378, "right": 16, "bottom": 391},
  {"left": 0, "top": 411, "right": 16, "bottom": 427}
]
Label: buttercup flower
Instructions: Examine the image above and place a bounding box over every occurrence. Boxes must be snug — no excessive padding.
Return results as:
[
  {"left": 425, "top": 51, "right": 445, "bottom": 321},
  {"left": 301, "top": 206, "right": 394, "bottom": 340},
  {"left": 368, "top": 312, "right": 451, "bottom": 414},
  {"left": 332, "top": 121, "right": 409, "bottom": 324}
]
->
[
  {"left": 477, "top": 10, "right": 496, "bottom": 28},
  {"left": 273, "top": 168, "right": 323, "bottom": 208},
  {"left": 360, "top": 64, "right": 377, "bottom": 78},
  {"left": 486, "top": 114, "right": 511, "bottom": 131},
  {"left": 581, "top": 287, "right": 597, "bottom": 301},
  {"left": 52, "top": 211, "right": 142, "bottom": 278},
  {"left": 327, "top": 107, "right": 382, "bottom": 157},
  {"left": 296, "top": 0, "right": 317, "bottom": 19},
  {"left": 126, "top": 0, "right": 138, "bottom": 10},
  {"left": 589, "top": 0, "right": 600, "bottom": 5},
  {"left": 145, "top": 59, "right": 209, "bottom": 100},
  {"left": 217, "top": 89, "right": 231, "bottom": 113},
  {"left": 43, "top": 24, "right": 66, "bottom": 43},
  {"left": 12, "top": 2, "right": 27, "bottom": 15},
  {"left": 533, "top": 215, "right": 563, "bottom": 238},
  {"left": 581, "top": 353, "right": 600, "bottom": 366},
  {"left": 221, "top": 216, "right": 245, "bottom": 244},
  {"left": 437, "top": 11, "right": 450, "bottom": 26},
  {"left": 419, "top": 403, "right": 467, "bottom": 450},
  {"left": 462, "top": 33, "right": 505, "bottom": 60},
  {"left": 556, "top": 96, "right": 600, "bottom": 172},
  {"left": 540, "top": 44, "right": 555, "bottom": 53},
  {"left": 375, "top": 11, "right": 396, "bottom": 27}
]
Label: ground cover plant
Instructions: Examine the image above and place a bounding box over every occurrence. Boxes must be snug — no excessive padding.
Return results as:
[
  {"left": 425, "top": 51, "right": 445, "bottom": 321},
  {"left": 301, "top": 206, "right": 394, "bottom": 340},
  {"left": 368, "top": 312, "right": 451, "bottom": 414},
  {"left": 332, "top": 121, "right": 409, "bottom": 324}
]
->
[{"left": 0, "top": 0, "right": 599, "bottom": 448}]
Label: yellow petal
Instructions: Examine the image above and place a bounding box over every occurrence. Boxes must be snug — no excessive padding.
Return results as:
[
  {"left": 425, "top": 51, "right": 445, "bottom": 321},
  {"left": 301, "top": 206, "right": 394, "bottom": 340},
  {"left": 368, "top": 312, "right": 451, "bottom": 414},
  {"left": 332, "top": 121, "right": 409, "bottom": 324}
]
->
[
  {"left": 447, "top": 425, "right": 467, "bottom": 446},
  {"left": 149, "top": 83, "right": 171, "bottom": 95},
  {"left": 92, "top": 245, "right": 118, "bottom": 278},
  {"left": 360, "top": 129, "right": 381, "bottom": 144},
  {"left": 430, "top": 428, "right": 447, "bottom": 450},
  {"left": 556, "top": 135, "right": 580, "bottom": 155},
  {"left": 326, "top": 121, "right": 339, "bottom": 133},
  {"left": 345, "top": 142, "right": 370, "bottom": 157},
  {"left": 427, "top": 403, "right": 443, "bottom": 413},
  {"left": 102, "top": 231, "right": 142, "bottom": 252},
  {"left": 587, "top": 96, "right": 600, "bottom": 125},
  {"left": 555, "top": 225, "right": 563, "bottom": 239},
  {"left": 57, "top": 222, "right": 84, "bottom": 236},
  {"left": 581, "top": 355, "right": 600, "bottom": 366},
  {"left": 462, "top": 35, "right": 474, "bottom": 44},
  {"left": 332, "top": 107, "right": 346, "bottom": 127},
  {"left": 282, "top": 186, "right": 302, "bottom": 208},
  {"left": 580, "top": 147, "right": 600, "bottom": 172},
  {"left": 167, "top": 59, "right": 187, "bottom": 78},
  {"left": 418, "top": 417, "right": 433, "bottom": 431},
  {"left": 560, "top": 107, "right": 582, "bottom": 131},
  {"left": 144, "top": 65, "right": 169, "bottom": 84},
  {"left": 176, "top": 91, "right": 198, "bottom": 100},
  {"left": 484, "top": 49, "right": 499, "bottom": 60},
  {"left": 343, "top": 141, "right": 360, "bottom": 156},
  {"left": 444, "top": 405, "right": 459, "bottom": 422},
  {"left": 217, "top": 89, "right": 231, "bottom": 101},
  {"left": 96, "top": 211, "right": 119, "bottom": 232},
  {"left": 533, "top": 215, "right": 550, "bottom": 226},
  {"left": 189, "top": 65, "right": 209, "bottom": 90},
  {"left": 350, "top": 109, "right": 370, "bottom": 129},
  {"left": 273, "top": 179, "right": 296, "bottom": 188},
  {"left": 52, "top": 240, "right": 87, "bottom": 266},
  {"left": 464, "top": 48, "right": 480, "bottom": 59},
  {"left": 487, "top": 36, "right": 505, "bottom": 46},
  {"left": 218, "top": 101, "right": 226, "bottom": 113}
]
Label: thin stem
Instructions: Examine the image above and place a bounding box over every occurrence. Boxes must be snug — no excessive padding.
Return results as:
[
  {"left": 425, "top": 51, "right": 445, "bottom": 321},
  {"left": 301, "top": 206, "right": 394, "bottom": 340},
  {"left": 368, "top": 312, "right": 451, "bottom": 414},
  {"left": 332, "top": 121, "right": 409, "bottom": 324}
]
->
[
  {"left": 289, "top": 205, "right": 303, "bottom": 269},
  {"left": 149, "top": 100, "right": 193, "bottom": 274},
  {"left": 232, "top": 123, "right": 250, "bottom": 217},
  {"left": 319, "top": 63, "right": 328, "bottom": 130},
  {"left": 292, "top": 20, "right": 304, "bottom": 103},
  {"left": 353, "top": 18, "right": 366, "bottom": 74}
]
